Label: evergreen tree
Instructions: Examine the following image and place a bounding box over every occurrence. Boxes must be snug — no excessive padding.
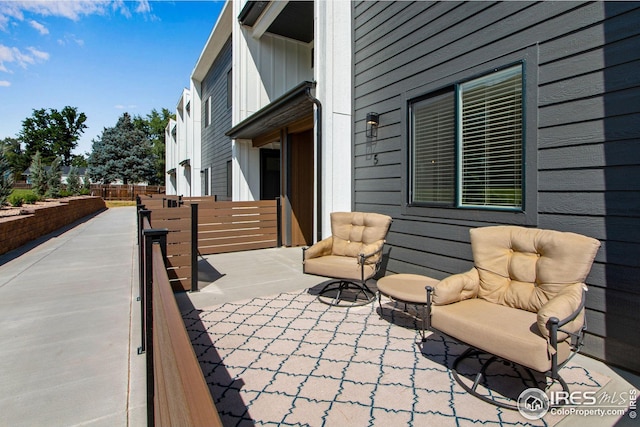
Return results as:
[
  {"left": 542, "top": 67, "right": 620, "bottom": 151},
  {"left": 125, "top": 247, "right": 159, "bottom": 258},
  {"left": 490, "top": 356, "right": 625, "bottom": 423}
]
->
[
  {"left": 82, "top": 173, "right": 91, "bottom": 192},
  {"left": 46, "top": 156, "right": 62, "bottom": 198},
  {"left": 88, "top": 113, "right": 156, "bottom": 184},
  {"left": 66, "top": 166, "right": 81, "bottom": 195},
  {"left": 0, "top": 137, "right": 29, "bottom": 181},
  {"left": 30, "top": 151, "right": 48, "bottom": 197},
  {"left": 0, "top": 149, "right": 13, "bottom": 206}
]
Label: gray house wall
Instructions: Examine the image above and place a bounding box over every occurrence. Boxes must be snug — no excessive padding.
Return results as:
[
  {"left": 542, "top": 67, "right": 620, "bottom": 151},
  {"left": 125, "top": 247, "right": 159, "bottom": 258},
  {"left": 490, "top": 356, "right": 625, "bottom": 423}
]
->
[
  {"left": 353, "top": 1, "right": 640, "bottom": 373},
  {"left": 202, "top": 36, "right": 233, "bottom": 200}
]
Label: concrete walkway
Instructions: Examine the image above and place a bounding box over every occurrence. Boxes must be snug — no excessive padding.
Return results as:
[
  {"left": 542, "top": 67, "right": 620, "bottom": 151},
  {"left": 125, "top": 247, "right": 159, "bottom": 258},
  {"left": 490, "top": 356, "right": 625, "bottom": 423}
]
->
[{"left": 0, "top": 207, "right": 145, "bottom": 427}]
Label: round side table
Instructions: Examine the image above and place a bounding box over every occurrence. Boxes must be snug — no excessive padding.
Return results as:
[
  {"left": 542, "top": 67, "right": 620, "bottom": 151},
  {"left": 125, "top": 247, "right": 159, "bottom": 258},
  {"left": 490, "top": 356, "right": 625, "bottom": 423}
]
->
[{"left": 377, "top": 273, "right": 440, "bottom": 341}]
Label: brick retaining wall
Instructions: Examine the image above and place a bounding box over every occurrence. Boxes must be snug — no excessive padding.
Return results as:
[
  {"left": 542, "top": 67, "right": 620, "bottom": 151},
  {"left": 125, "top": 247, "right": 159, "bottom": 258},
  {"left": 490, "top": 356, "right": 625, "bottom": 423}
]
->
[{"left": 0, "top": 197, "right": 106, "bottom": 256}]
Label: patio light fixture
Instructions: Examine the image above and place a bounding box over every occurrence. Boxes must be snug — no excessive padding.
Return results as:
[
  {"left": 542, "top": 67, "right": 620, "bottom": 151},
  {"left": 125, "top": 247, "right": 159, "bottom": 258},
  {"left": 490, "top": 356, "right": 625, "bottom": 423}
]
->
[{"left": 366, "top": 112, "right": 379, "bottom": 138}]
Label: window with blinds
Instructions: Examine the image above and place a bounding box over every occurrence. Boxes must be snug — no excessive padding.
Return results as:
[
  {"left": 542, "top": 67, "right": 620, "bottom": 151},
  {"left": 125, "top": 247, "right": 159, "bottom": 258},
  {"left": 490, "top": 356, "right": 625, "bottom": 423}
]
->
[
  {"left": 459, "top": 65, "right": 523, "bottom": 208},
  {"left": 409, "top": 64, "right": 523, "bottom": 210},
  {"left": 411, "top": 92, "right": 455, "bottom": 204}
]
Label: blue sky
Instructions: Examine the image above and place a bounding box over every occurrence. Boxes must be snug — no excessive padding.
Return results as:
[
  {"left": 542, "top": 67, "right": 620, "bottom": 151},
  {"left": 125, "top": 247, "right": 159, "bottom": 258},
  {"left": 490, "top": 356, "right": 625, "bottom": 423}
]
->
[{"left": 0, "top": 0, "right": 224, "bottom": 155}]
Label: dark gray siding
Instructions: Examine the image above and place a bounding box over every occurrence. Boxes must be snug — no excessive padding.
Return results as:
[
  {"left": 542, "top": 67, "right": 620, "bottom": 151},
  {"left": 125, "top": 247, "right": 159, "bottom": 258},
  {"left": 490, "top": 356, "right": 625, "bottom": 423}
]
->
[
  {"left": 353, "top": 1, "right": 640, "bottom": 373},
  {"left": 202, "top": 36, "right": 232, "bottom": 199}
]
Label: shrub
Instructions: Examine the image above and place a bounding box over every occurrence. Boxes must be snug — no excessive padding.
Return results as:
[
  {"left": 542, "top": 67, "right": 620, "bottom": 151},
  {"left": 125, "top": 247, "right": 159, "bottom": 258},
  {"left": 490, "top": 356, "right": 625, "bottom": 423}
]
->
[
  {"left": 23, "top": 193, "right": 39, "bottom": 204},
  {"left": 8, "top": 193, "right": 23, "bottom": 207}
]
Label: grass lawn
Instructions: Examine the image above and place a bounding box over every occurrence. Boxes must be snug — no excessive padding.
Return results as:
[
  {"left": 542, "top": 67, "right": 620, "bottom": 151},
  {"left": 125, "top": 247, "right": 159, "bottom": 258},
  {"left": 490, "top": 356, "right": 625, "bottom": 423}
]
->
[{"left": 105, "top": 200, "right": 137, "bottom": 208}]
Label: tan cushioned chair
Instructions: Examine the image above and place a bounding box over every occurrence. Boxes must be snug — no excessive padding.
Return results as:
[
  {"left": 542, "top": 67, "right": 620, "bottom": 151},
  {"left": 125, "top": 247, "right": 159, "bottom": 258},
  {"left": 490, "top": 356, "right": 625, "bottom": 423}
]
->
[
  {"left": 426, "top": 225, "right": 600, "bottom": 409},
  {"left": 303, "top": 212, "right": 392, "bottom": 306}
]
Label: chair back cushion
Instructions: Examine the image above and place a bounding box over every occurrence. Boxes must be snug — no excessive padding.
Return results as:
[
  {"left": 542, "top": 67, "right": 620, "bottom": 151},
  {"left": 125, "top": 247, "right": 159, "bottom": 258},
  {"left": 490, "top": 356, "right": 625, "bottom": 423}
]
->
[
  {"left": 470, "top": 226, "right": 600, "bottom": 312},
  {"left": 330, "top": 212, "right": 392, "bottom": 259}
]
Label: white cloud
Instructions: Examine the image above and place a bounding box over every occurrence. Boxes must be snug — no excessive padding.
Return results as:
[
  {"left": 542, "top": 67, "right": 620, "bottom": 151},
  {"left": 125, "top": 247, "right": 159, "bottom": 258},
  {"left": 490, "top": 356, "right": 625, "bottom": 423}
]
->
[
  {"left": 0, "top": 80, "right": 10, "bottom": 87},
  {"left": 28, "top": 19, "right": 48, "bottom": 35},
  {"left": 57, "top": 34, "right": 84, "bottom": 47},
  {"left": 0, "top": 43, "right": 49, "bottom": 72},
  {"left": 135, "top": 1, "right": 151, "bottom": 14},
  {"left": 26, "top": 46, "right": 49, "bottom": 61},
  {"left": 4, "top": 1, "right": 111, "bottom": 21},
  {"left": 115, "top": 104, "right": 137, "bottom": 110},
  {"left": 0, "top": 0, "right": 155, "bottom": 31}
]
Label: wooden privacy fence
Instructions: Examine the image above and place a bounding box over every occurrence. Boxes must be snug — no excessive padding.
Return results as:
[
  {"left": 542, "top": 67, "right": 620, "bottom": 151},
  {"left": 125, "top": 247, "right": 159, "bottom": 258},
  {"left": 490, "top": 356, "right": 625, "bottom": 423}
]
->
[
  {"left": 93, "top": 184, "right": 165, "bottom": 200},
  {"left": 197, "top": 199, "right": 280, "bottom": 255},
  {"left": 138, "top": 195, "right": 281, "bottom": 256},
  {"left": 139, "top": 219, "right": 221, "bottom": 427},
  {"left": 138, "top": 205, "right": 197, "bottom": 292}
]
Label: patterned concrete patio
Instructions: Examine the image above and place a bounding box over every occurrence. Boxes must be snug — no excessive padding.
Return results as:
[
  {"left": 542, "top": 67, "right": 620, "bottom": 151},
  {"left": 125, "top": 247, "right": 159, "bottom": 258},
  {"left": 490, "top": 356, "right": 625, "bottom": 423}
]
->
[{"left": 178, "top": 246, "right": 640, "bottom": 427}]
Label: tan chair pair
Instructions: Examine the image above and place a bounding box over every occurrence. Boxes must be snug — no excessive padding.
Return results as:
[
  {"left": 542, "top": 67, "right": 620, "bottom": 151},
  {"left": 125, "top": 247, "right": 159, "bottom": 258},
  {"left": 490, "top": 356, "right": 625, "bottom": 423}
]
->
[{"left": 380, "top": 225, "right": 601, "bottom": 409}]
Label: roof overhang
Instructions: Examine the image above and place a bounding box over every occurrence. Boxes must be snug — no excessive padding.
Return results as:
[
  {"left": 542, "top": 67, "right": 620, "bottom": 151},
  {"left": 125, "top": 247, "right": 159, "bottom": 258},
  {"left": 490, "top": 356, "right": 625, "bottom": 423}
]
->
[
  {"left": 226, "top": 81, "right": 316, "bottom": 140},
  {"left": 238, "top": 1, "right": 269, "bottom": 26},
  {"left": 192, "top": 1, "right": 233, "bottom": 82},
  {"left": 239, "top": 1, "right": 313, "bottom": 44}
]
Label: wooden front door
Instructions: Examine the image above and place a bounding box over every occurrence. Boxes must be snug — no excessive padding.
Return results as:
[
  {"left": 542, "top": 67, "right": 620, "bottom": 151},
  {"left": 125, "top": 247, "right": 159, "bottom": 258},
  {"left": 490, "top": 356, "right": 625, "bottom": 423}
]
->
[{"left": 289, "top": 129, "right": 314, "bottom": 247}]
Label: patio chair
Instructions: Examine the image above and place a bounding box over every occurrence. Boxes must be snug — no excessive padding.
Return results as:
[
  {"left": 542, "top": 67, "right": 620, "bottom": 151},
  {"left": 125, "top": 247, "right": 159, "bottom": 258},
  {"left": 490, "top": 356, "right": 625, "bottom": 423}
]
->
[
  {"left": 303, "top": 212, "right": 392, "bottom": 306},
  {"left": 425, "top": 225, "right": 600, "bottom": 409}
]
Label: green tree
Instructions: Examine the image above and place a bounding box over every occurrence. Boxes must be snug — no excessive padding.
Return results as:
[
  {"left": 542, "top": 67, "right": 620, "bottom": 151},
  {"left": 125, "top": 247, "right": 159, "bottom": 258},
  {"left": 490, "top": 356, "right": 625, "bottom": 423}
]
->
[
  {"left": 133, "top": 108, "right": 173, "bottom": 185},
  {"left": 82, "top": 173, "right": 91, "bottom": 192},
  {"left": 29, "top": 151, "right": 48, "bottom": 197},
  {"left": 88, "top": 112, "right": 156, "bottom": 184},
  {"left": 0, "top": 149, "right": 14, "bottom": 206},
  {"left": 66, "top": 166, "right": 81, "bottom": 195},
  {"left": 46, "top": 156, "right": 62, "bottom": 198},
  {"left": 71, "top": 153, "right": 89, "bottom": 167},
  {"left": 0, "top": 137, "right": 30, "bottom": 181},
  {"left": 20, "top": 106, "right": 87, "bottom": 165}
]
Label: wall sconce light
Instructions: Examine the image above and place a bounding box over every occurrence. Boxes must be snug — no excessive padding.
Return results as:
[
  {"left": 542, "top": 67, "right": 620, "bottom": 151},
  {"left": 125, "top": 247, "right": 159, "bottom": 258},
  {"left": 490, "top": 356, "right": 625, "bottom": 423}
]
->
[{"left": 366, "top": 112, "right": 379, "bottom": 138}]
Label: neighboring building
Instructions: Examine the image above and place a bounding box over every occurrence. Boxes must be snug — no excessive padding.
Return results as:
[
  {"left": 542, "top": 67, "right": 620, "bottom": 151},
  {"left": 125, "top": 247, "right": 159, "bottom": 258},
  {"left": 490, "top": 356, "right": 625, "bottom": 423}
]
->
[
  {"left": 23, "top": 166, "right": 89, "bottom": 185},
  {"left": 164, "top": 118, "right": 177, "bottom": 194},
  {"left": 352, "top": 1, "right": 640, "bottom": 373},
  {"left": 193, "top": 4, "right": 234, "bottom": 201},
  {"left": 167, "top": 0, "right": 353, "bottom": 247},
  {"left": 172, "top": 88, "right": 201, "bottom": 197}
]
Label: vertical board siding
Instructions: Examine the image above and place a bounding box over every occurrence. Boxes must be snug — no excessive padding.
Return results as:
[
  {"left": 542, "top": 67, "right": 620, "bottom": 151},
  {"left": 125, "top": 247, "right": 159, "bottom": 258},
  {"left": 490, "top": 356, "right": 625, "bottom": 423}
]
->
[
  {"left": 202, "top": 37, "right": 233, "bottom": 200},
  {"left": 353, "top": 1, "right": 640, "bottom": 372}
]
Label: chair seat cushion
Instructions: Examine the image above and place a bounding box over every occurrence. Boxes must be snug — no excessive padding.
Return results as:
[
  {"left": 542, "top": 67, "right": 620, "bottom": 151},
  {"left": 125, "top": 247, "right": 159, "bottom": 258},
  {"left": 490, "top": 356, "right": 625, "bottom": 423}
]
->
[
  {"left": 431, "top": 298, "right": 570, "bottom": 372},
  {"left": 304, "top": 255, "right": 376, "bottom": 281}
]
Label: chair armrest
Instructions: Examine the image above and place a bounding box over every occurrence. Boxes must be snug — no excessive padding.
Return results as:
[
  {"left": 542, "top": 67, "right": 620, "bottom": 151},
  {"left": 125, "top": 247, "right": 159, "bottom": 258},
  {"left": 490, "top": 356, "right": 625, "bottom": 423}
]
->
[
  {"left": 303, "top": 236, "right": 333, "bottom": 260},
  {"left": 430, "top": 268, "right": 480, "bottom": 305},
  {"left": 537, "top": 282, "right": 586, "bottom": 342},
  {"left": 358, "top": 240, "right": 385, "bottom": 265}
]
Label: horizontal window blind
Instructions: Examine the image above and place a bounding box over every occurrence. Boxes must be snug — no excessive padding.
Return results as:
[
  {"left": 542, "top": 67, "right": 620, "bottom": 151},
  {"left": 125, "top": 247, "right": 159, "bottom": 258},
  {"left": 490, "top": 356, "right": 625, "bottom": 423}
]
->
[
  {"left": 459, "top": 65, "right": 523, "bottom": 208},
  {"left": 412, "top": 92, "right": 455, "bottom": 204}
]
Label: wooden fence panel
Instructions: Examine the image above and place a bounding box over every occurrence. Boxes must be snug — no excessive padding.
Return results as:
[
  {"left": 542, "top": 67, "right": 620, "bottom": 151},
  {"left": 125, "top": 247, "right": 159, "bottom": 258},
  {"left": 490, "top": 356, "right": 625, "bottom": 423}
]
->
[
  {"left": 197, "top": 199, "right": 279, "bottom": 255},
  {"left": 93, "top": 184, "right": 165, "bottom": 200},
  {"left": 150, "top": 206, "right": 194, "bottom": 292},
  {"left": 148, "top": 242, "right": 221, "bottom": 427}
]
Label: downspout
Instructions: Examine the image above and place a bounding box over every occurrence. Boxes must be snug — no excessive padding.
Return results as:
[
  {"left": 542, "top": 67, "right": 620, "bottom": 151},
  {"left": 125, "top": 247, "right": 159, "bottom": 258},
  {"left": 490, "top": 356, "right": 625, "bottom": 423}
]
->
[{"left": 305, "top": 85, "right": 323, "bottom": 243}]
